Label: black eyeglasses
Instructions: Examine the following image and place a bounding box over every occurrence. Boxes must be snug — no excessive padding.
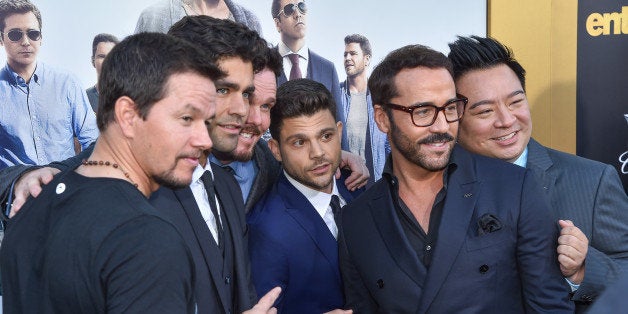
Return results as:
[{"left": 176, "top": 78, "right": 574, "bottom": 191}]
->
[
  {"left": 277, "top": 2, "right": 307, "bottom": 18},
  {"left": 3, "top": 29, "right": 41, "bottom": 42},
  {"left": 384, "top": 97, "right": 468, "bottom": 127}
]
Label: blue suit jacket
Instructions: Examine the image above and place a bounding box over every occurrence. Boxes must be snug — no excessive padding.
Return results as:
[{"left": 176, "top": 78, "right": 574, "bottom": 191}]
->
[
  {"left": 276, "top": 48, "right": 342, "bottom": 108},
  {"left": 339, "top": 146, "right": 574, "bottom": 313},
  {"left": 247, "top": 173, "right": 361, "bottom": 314},
  {"left": 526, "top": 138, "right": 628, "bottom": 311}
]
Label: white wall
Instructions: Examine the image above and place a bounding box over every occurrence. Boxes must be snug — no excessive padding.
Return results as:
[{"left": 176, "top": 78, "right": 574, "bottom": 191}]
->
[{"left": 0, "top": 0, "right": 486, "bottom": 88}]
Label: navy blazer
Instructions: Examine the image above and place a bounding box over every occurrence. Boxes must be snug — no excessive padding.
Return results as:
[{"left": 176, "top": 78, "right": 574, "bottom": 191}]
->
[
  {"left": 149, "top": 164, "right": 257, "bottom": 314},
  {"left": 526, "top": 138, "right": 628, "bottom": 311},
  {"left": 247, "top": 173, "right": 361, "bottom": 314},
  {"left": 276, "top": 48, "right": 342, "bottom": 108},
  {"left": 339, "top": 146, "right": 574, "bottom": 313}
]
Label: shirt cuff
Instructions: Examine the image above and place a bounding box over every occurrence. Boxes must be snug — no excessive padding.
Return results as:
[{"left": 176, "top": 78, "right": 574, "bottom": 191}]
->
[{"left": 565, "top": 277, "right": 580, "bottom": 292}]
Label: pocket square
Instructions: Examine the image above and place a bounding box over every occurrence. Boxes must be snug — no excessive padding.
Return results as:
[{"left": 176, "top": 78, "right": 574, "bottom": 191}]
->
[{"left": 477, "top": 214, "right": 502, "bottom": 235}]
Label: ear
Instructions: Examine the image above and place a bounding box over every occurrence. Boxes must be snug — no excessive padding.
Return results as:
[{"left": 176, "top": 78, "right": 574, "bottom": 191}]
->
[
  {"left": 91, "top": 57, "right": 95, "bottom": 68},
  {"left": 114, "top": 96, "right": 141, "bottom": 139},
  {"left": 365, "top": 54, "right": 371, "bottom": 66},
  {"left": 336, "top": 120, "right": 343, "bottom": 142},
  {"left": 268, "top": 138, "right": 282, "bottom": 162},
  {"left": 374, "top": 104, "right": 391, "bottom": 134},
  {"left": 274, "top": 17, "right": 282, "bottom": 33}
]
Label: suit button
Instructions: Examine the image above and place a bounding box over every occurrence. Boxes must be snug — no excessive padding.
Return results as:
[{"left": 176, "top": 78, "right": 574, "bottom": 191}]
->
[
  {"left": 377, "top": 279, "right": 384, "bottom": 289},
  {"left": 225, "top": 276, "right": 231, "bottom": 284},
  {"left": 479, "top": 265, "right": 489, "bottom": 274}
]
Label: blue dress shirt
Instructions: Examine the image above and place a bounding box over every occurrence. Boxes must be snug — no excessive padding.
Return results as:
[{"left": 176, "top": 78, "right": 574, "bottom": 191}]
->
[
  {"left": 0, "top": 63, "right": 98, "bottom": 169},
  {"left": 209, "top": 154, "right": 258, "bottom": 202}
]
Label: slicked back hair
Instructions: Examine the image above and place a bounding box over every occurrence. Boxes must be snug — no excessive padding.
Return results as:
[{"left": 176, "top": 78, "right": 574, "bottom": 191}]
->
[
  {"left": 91, "top": 33, "right": 119, "bottom": 60},
  {"left": 368, "top": 44, "right": 453, "bottom": 108},
  {"left": 344, "top": 33, "right": 372, "bottom": 57},
  {"left": 168, "top": 15, "right": 270, "bottom": 74},
  {"left": 448, "top": 35, "right": 526, "bottom": 91},
  {"left": 97, "top": 33, "right": 224, "bottom": 131},
  {"left": 270, "top": 79, "right": 336, "bottom": 141},
  {"left": 0, "top": 0, "right": 41, "bottom": 32}
]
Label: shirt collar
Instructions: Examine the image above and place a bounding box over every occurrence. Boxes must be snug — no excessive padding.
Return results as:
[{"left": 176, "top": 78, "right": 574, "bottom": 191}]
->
[
  {"left": 277, "top": 41, "right": 309, "bottom": 60},
  {"left": 192, "top": 158, "right": 215, "bottom": 183},
  {"left": 512, "top": 147, "right": 528, "bottom": 168},
  {"left": 284, "top": 170, "right": 343, "bottom": 217},
  {"left": 3, "top": 62, "right": 41, "bottom": 86}
]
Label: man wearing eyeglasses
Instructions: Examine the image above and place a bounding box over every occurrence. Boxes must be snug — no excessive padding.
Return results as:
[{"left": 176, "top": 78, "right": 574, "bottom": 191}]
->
[
  {"left": 0, "top": 0, "right": 98, "bottom": 170},
  {"left": 338, "top": 44, "right": 574, "bottom": 312},
  {"left": 271, "top": 0, "right": 342, "bottom": 107}
]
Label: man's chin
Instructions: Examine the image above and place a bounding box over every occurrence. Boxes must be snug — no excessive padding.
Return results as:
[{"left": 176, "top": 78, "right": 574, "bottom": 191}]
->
[{"left": 231, "top": 147, "right": 255, "bottom": 162}]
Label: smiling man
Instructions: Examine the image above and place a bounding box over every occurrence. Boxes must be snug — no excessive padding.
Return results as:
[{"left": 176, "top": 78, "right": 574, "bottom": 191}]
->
[
  {"left": 448, "top": 35, "right": 628, "bottom": 312},
  {"left": 0, "top": 32, "right": 223, "bottom": 313},
  {"left": 0, "top": 0, "right": 98, "bottom": 169}
]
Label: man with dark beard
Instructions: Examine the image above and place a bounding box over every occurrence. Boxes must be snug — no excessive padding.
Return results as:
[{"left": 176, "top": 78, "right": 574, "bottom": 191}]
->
[{"left": 337, "top": 44, "right": 574, "bottom": 313}]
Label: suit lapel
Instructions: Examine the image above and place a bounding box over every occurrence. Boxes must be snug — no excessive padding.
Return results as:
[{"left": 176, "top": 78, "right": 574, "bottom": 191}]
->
[
  {"left": 526, "top": 139, "right": 556, "bottom": 195},
  {"left": 173, "top": 187, "right": 230, "bottom": 313},
  {"left": 279, "top": 175, "right": 341, "bottom": 280},
  {"left": 368, "top": 182, "right": 426, "bottom": 287},
  {"left": 418, "top": 147, "right": 479, "bottom": 313}
]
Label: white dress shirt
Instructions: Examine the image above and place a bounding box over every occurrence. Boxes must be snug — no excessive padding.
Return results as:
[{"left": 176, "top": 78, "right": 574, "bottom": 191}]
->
[
  {"left": 190, "top": 163, "right": 222, "bottom": 245},
  {"left": 278, "top": 41, "right": 309, "bottom": 79},
  {"left": 284, "top": 171, "right": 346, "bottom": 239}
]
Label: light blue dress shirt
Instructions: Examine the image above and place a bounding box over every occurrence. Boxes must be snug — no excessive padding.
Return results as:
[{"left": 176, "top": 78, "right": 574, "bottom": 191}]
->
[
  {"left": 0, "top": 63, "right": 98, "bottom": 169},
  {"left": 209, "top": 154, "right": 258, "bottom": 203}
]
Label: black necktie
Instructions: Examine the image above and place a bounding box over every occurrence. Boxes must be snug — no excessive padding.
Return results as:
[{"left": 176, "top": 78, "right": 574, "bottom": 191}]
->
[
  {"left": 330, "top": 195, "right": 342, "bottom": 224},
  {"left": 200, "top": 171, "right": 223, "bottom": 251},
  {"left": 222, "top": 165, "right": 236, "bottom": 176}
]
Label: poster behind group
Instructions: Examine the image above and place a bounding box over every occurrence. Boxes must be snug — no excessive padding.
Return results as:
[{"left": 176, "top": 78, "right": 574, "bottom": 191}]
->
[
  {"left": 0, "top": 0, "right": 487, "bottom": 88},
  {"left": 577, "top": 1, "right": 628, "bottom": 192}
]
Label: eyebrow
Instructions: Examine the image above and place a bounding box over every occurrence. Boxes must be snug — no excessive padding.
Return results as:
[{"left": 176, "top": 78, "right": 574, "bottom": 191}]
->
[
  {"left": 284, "top": 127, "right": 337, "bottom": 142},
  {"left": 468, "top": 90, "right": 525, "bottom": 110}
]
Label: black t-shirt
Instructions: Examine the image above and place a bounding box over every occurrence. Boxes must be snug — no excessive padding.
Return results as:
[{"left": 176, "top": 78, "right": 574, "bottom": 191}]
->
[{"left": 0, "top": 170, "right": 195, "bottom": 313}]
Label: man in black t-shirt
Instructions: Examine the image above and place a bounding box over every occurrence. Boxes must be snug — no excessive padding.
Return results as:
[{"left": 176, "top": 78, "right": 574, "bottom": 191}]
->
[{"left": 0, "top": 32, "right": 224, "bottom": 313}]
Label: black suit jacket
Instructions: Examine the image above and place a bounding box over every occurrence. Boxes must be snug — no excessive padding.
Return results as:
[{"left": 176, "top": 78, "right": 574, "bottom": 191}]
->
[
  {"left": 243, "top": 140, "right": 281, "bottom": 214},
  {"left": 149, "top": 164, "right": 257, "bottom": 313}
]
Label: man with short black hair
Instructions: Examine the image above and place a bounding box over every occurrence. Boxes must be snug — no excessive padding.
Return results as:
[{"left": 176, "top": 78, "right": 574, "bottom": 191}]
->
[
  {"left": 1, "top": 32, "right": 223, "bottom": 313},
  {"left": 0, "top": 0, "right": 98, "bottom": 169},
  {"left": 448, "top": 35, "right": 628, "bottom": 312},
  {"left": 86, "top": 33, "right": 119, "bottom": 111},
  {"left": 248, "top": 79, "right": 358, "bottom": 313}
]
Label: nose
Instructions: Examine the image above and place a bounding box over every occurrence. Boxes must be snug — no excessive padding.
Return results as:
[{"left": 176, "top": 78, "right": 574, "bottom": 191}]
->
[
  {"left": 19, "top": 34, "right": 31, "bottom": 46},
  {"left": 344, "top": 53, "right": 351, "bottom": 62},
  {"left": 194, "top": 121, "right": 213, "bottom": 151},
  {"left": 230, "top": 94, "right": 249, "bottom": 119},
  {"left": 246, "top": 103, "right": 262, "bottom": 127},
  {"left": 428, "top": 110, "right": 450, "bottom": 133},
  {"left": 309, "top": 140, "right": 325, "bottom": 159},
  {"left": 494, "top": 105, "right": 517, "bottom": 128}
]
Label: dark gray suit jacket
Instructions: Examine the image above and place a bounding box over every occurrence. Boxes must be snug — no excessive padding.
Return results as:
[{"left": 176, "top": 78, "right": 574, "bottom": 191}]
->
[
  {"left": 526, "top": 138, "right": 628, "bottom": 311},
  {"left": 243, "top": 140, "right": 281, "bottom": 214}
]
